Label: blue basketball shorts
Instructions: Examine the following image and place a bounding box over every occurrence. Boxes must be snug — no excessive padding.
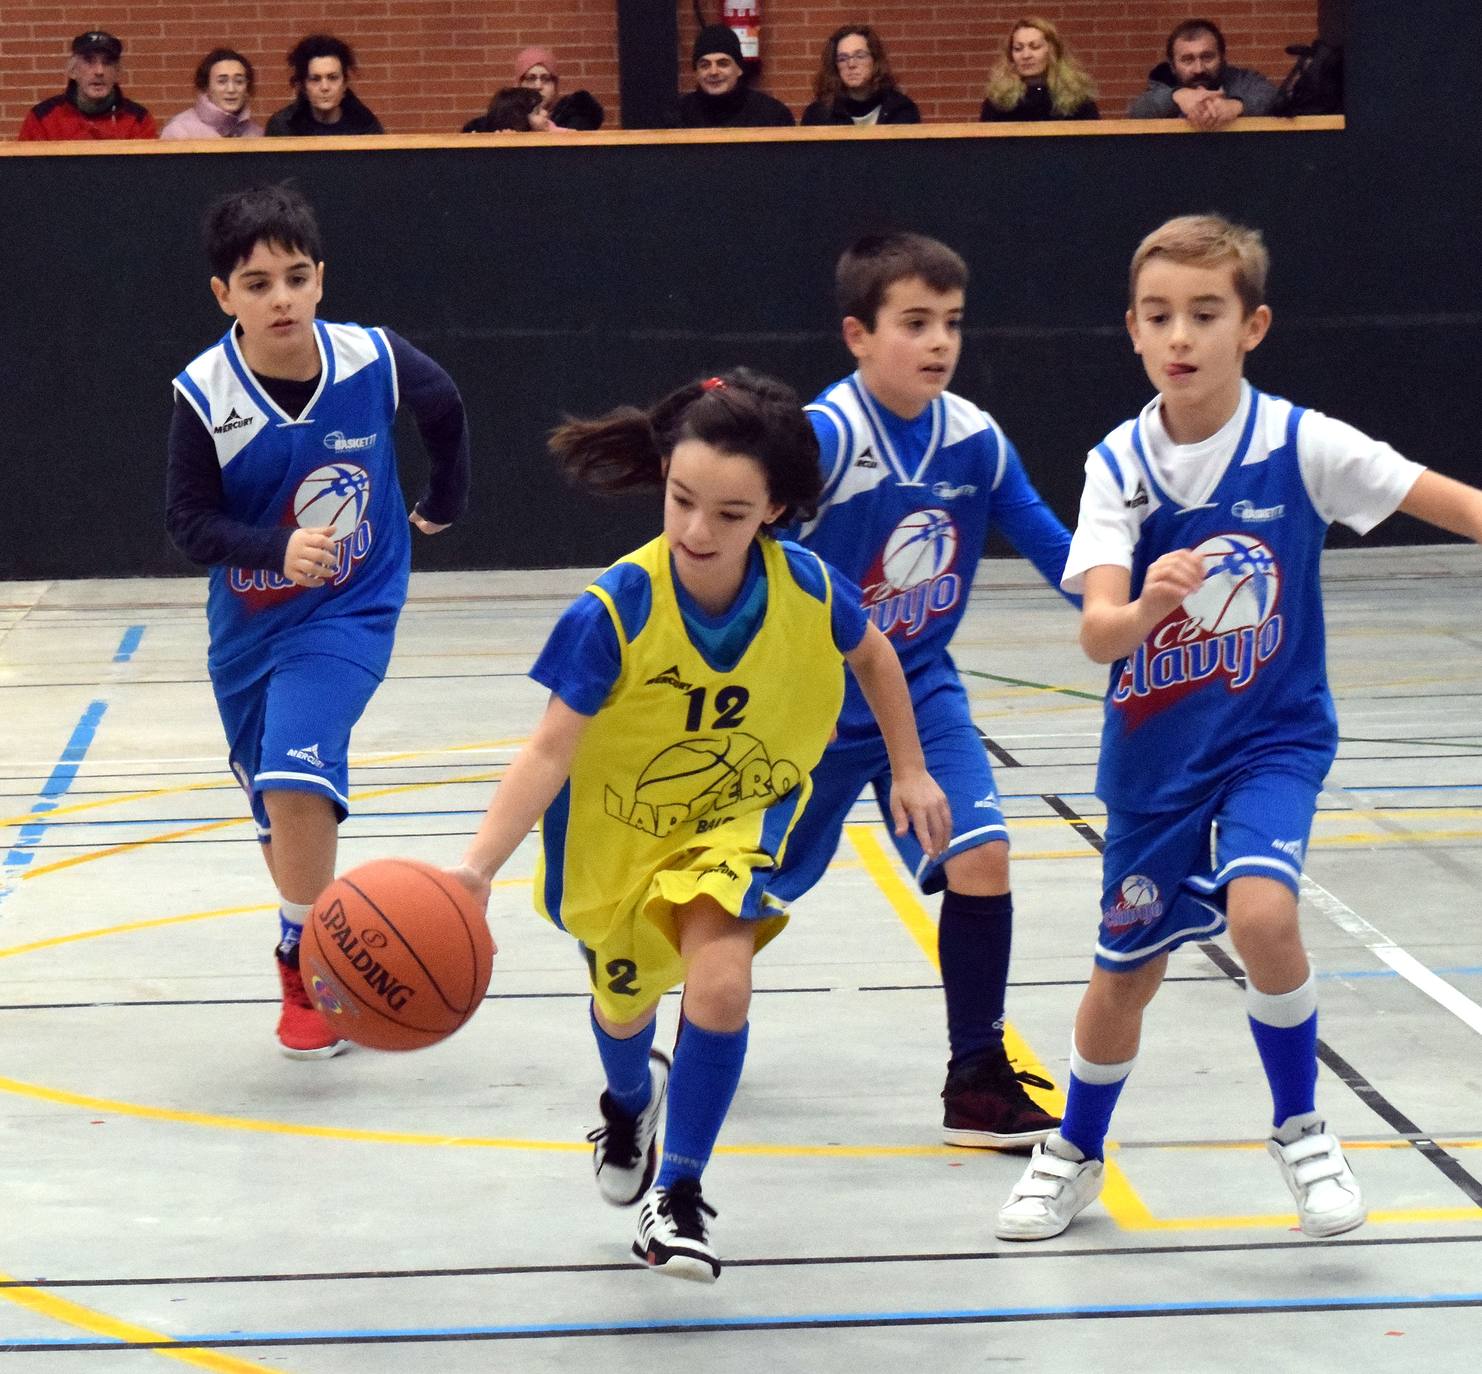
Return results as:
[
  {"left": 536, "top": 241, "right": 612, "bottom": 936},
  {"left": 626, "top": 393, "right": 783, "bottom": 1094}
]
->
[
  {"left": 1094, "top": 764, "right": 1322, "bottom": 971},
  {"left": 770, "top": 686, "right": 1006, "bottom": 902},
  {"left": 213, "top": 653, "right": 381, "bottom": 841}
]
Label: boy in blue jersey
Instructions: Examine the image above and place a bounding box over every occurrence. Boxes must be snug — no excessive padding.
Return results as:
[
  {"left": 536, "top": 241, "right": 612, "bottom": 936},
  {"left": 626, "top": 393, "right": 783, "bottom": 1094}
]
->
[
  {"left": 165, "top": 184, "right": 471, "bottom": 1059},
  {"left": 996, "top": 214, "right": 1482, "bottom": 1240},
  {"left": 769, "top": 232, "right": 1076, "bottom": 1148}
]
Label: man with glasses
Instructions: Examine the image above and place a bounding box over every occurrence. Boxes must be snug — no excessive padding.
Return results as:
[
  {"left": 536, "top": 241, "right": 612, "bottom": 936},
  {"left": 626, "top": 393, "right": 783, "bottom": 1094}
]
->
[
  {"left": 674, "top": 25, "right": 794, "bottom": 129},
  {"left": 20, "top": 30, "right": 156, "bottom": 140}
]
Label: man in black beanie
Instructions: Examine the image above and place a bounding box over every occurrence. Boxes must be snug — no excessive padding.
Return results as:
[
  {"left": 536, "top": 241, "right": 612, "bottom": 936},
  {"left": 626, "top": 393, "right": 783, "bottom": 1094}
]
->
[{"left": 675, "top": 23, "right": 795, "bottom": 128}]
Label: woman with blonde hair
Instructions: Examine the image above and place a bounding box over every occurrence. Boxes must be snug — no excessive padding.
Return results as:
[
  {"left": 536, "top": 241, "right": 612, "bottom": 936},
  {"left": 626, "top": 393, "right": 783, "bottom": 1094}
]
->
[
  {"left": 801, "top": 25, "right": 920, "bottom": 126},
  {"left": 981, "top": 17, "right": 1098, "bottom": 121}
]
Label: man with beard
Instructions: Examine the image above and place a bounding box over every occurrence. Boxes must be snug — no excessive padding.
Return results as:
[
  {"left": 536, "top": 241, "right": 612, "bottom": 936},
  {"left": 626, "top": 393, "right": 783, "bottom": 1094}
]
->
[{"left": 1129, "top": 19, "right": 1277, "bottom": 130}]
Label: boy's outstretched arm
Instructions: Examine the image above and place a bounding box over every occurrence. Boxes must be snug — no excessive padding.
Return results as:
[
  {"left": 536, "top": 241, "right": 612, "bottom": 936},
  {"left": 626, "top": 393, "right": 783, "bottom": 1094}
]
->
[
  {"left": 386, "top": 331, "right": 472, "bottom": 534},
  {"left": 1079, "top": 554, "right": 1204, "bottom": 664},
  {"left": 1397, "top": 471, "right": 1482, "bottom": 543},
  {"left": 451, "top": 695, "right": 590, "bottom": 905},
  {"left": 844, "top": 623, "right": 952, "bottom": 856}
]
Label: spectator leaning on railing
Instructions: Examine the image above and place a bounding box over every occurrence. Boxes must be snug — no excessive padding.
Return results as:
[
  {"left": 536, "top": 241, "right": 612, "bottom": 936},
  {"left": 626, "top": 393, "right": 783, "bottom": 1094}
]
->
[
  {"left": 160, "top": 48, "right": 264, "bottom": 139},
  {"left": 980, "top": 16, "right": 1099, "bottom": 122},
  {"left": 801, "top": 25, "right": 920, "bottom": 127},
  {"left": 265, "top": 34, "right": 383, "bottom": 137},
  {"left": 1129, "top": 18, "right": 1277, "bottom": 129},
  {"left": 463, "top": 88, "right": 558, "bottom": 133},
  {"left": 19, "top": 30, "right": 156, "bottom": 140}
]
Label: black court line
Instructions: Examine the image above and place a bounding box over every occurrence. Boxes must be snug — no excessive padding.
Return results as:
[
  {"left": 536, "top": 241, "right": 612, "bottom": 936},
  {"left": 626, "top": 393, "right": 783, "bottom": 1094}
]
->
[
  {"left": 8, "top": 1231, "right": 1478, "bottom": 1291},
  {"left": 974, "top": 725, "right": 1020, "bottom": 769},
  {"left": 1041, "top": 795, "right": 1482, "bottom": 1211}
]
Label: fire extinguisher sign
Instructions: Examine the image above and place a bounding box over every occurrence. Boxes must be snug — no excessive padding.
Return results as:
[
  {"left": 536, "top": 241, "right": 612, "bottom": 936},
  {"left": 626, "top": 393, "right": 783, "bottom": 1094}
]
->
[{"left": 723, "top": 0, "right": 761, "bottom": 63}]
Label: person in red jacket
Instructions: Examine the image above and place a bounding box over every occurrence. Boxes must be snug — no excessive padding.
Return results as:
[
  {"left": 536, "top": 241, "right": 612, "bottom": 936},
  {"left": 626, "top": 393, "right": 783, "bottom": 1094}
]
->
[{"left": 19, "top": 31, "right": 157, "bottom": 140}]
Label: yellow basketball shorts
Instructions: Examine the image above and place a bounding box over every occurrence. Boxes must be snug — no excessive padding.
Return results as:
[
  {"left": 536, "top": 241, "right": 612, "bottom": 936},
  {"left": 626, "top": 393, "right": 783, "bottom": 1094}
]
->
[{"left": 563, "top": 843, "right": 789, "bottom": 1022}]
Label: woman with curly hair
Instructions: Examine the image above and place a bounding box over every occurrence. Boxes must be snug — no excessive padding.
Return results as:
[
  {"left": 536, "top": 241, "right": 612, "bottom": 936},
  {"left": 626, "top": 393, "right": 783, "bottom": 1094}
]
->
[
  {"left": 980, "top": 17, "right": 1098, "bottom": 122},
  {"left": 801, "top": 25, "right": 920, "bottom": 126}
]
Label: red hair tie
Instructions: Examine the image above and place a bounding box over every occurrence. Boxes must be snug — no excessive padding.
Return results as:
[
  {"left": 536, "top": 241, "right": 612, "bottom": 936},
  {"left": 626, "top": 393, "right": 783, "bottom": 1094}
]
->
[{"left": 701, "top": 376, "right": 726, "bottom": 391}]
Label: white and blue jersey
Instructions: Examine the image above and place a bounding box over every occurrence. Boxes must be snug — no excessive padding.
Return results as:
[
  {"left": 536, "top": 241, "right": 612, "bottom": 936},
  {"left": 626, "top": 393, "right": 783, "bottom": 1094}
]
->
[
  {"left": 1065, "top": 384, "right": 1424, "bottom": 967},
  {"left": 1068, "top": 384, "right": 1424, "bottom": 815},
  {"left": 770, "top": 374, "right": 1073, "bottom": 900},
  {"left": 172, "top": 321, "right": 410, "bottom": 695},
  {"left": 799, "top": 374, "right": 1073, "bottom": 737}
]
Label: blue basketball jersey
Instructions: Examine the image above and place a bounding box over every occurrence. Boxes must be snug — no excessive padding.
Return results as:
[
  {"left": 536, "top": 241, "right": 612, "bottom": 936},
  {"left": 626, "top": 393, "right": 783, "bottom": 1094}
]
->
[
  {"left": 172, "top": 322, "right": 410, "bottom": 693},
  {"left": 1093, "top": 389, "right": 1337, "bottom": 812},
  {"left": 799, "top": 374, "right": 1071, "bottom": 736}
]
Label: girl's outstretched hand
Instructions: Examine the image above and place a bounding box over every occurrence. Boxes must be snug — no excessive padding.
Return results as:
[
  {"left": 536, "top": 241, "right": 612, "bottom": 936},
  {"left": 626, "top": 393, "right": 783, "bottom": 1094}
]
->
[
  {"left": 889, "top": 768, "right": 953, "bottom": 859},
  {"left": 445, "top": 863, "right": 497, "bottom": 954}
]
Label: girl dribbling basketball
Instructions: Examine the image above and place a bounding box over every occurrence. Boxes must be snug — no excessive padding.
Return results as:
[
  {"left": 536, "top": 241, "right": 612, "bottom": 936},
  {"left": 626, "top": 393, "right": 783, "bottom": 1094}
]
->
[{"left": 449, "top": 369, "right": 950, "bottom": 1281}]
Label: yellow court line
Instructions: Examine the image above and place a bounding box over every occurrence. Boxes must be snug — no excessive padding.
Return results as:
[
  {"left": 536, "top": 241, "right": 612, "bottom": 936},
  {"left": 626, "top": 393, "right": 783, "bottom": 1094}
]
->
[
  {"left": 0, "top": 1269, "right": 284, "bottom": 1372},
  {"left": 842, "top": 824, "right": 1158, "bottom": 1230}
]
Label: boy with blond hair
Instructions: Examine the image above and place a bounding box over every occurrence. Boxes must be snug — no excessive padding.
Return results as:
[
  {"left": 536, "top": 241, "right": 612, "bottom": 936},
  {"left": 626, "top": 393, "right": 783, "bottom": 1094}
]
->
[{"left": 996, "top": 214, "right": 1482, "bottom": 1241}]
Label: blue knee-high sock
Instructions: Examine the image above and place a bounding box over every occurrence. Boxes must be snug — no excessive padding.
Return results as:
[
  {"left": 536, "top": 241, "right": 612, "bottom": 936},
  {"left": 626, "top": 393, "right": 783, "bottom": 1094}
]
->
[
  {"left": 938, "top": 890, "right": 1013, "bottom": 1069},
  {"left": 1059, "top": 1040, "right": 1135, "bottom": 1162},
  {"left": 589, "top": 1003, "right": 658, "bottom": 1117},
  {"left": 1246, "top": 971, "right": 1319, "bottom": 1130},
  {"left": 656, "top": 1020, "right": 749, "bottom": 1189}
]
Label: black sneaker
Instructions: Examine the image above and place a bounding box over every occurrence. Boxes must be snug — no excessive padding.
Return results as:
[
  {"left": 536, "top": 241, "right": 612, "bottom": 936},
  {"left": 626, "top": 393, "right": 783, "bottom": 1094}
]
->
[
  {"left": 633, "top": 1178, "right": 720, "bottom": 1282},
  {"left": 942, "top": 1048, "right": 1060, "bottom": 1151},
  {"left": 586, "top": 1050, "right": 670, "bottom": 1206}
]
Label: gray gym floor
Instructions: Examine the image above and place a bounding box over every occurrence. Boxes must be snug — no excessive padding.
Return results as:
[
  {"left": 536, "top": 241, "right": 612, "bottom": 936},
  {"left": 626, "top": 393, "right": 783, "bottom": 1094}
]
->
[{"left": 1, "top": 546, "right": 1479, "bottom": 1371}]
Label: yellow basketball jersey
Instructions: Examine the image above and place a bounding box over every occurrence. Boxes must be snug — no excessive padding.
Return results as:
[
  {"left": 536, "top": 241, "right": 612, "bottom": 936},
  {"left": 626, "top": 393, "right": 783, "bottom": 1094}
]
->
[{"left": 534, "top": 534, "right": 845, "bottom": 944}]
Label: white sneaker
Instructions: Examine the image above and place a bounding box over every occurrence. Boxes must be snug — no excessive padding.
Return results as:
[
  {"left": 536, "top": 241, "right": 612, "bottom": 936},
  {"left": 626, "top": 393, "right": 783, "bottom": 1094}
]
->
[
  {"left": 633, "top": 1179, "right": 720, "bottom": 1282},
  {"left": 586, "top": 1050, "right": 670, "bottom": 1207},
  {"left": 994, "top": 1133, "right": 1104, "bottom": 1241},
  {"left": 1268, "top": 1115, "right": 1366, "bottom": 1237}
]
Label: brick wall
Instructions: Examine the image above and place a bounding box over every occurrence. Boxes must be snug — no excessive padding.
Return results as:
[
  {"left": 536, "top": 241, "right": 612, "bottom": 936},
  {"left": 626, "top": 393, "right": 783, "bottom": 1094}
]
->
[{"left": 1, "top": 2, "right": 1315, "bottom": 134}]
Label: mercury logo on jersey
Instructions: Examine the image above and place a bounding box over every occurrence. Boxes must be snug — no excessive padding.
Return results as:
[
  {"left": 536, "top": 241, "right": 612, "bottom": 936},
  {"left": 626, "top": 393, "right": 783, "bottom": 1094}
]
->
[
  {"left": 604, "top": 732, "right": 802, "bottom": 839},
  {"left": 1113, "top": 532, "right": 1283, "bottom": 725},
  {"left": 861, "top": 508, "right": 962, "bottom": 638},
  {"left": 212, "top": 407, "right": 255, "bottom": 435}
]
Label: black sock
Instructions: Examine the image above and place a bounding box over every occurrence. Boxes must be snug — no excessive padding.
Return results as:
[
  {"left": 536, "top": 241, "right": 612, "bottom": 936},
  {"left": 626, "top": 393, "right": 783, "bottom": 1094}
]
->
[{"left": 938, "top": 890, "right": 1013, "bottom": 1071}]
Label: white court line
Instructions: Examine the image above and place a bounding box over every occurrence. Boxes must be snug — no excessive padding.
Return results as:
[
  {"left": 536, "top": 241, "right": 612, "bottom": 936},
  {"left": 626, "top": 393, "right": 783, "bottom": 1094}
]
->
[{"left": 1300, "top": 873, "right": 1482, "bottom": 1036}]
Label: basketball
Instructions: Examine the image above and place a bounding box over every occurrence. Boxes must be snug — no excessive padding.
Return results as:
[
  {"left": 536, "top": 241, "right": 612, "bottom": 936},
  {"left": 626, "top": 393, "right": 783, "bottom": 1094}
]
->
[
  {"left": 1182, "top": 533, "right": 1280, "bottom": 634},
  {"left": 880, "top": 508, "right": 957, "bottom": 592},
  {"left": 299, "top": 857, "right": 493, "bottom": 1051},
  {"left": 293, "top": 462, "right": 371, "bottom": 541},
  {"left": 635, "top": 733, "right": 765, "bottom": 809}
]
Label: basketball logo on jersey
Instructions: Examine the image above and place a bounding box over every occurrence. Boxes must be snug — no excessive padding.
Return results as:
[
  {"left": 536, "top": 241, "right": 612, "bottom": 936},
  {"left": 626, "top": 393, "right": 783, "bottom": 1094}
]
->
[
  {"left": 1103, "top": 874, "right": 1165, "bottom": 932},
  {"left": 861, "top": 508, "right": 962, "bottom": 637},
  {"left": 1113, "top": 532, "right": 1284, "bottom": 726},
  {"left": 227, "top": 463, "right": 376, "bottom": 607},
  {"left": 604, "top": 732, "right": 803, "bottom": 839}
]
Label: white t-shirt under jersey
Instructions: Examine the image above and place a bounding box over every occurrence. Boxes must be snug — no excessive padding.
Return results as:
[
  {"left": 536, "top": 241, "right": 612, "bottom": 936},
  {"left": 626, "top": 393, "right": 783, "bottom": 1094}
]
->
[{"left": 1063, "top": 382, "right": 1425, "bottom": 593}]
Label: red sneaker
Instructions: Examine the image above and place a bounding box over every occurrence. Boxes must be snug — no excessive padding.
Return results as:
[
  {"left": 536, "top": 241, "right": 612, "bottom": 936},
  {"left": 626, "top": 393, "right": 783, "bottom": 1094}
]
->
[{"left": 275, "top": 952, "right": 348, "bottom": 1059}]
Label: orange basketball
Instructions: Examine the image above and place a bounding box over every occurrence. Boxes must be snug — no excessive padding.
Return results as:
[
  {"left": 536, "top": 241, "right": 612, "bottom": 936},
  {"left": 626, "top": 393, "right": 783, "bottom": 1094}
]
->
[{"left": 299, "top": 857, "right": 493, "bottom": 1051}]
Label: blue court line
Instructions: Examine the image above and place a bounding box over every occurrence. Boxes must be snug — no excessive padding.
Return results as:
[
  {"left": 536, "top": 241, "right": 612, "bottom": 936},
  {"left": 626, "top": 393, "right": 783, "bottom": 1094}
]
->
[
  {"left": 6, "top": 1290, "right": 1482, "bottom": 1349},
  {"left": 113, "top": 626, "right": 144, "bottom": 662},
  {"left": 0, "top": 627, "right": 141, "bottom": 886}
]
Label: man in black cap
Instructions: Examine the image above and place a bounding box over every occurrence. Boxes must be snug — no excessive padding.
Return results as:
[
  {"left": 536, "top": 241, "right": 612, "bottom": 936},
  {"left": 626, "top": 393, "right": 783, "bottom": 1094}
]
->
[
  {"left": 19, "top": 30, "right": 157, "bottom": 140},
  {"left": 675, "top": 24, "right": 794, "bottom": 128}
]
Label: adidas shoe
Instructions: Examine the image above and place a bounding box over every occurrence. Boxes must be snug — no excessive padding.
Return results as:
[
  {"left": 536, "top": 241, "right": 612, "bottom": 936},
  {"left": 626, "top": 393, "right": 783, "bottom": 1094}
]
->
[
  {"left": 994, "top": 1133, "right": 1104, "bottom": 1241},
  {"left": 275, "top": 950, "right": 348, "bottom": 1060},
  {"left": 1268, "top": 1114, "right": 1366, "bottom": 1238},
  {"left": 943, "top": 1049, "right": 1060, "bottom": 1150},
  {"left": 586, "top": 1050, "right": 671, "bottom": 1207},
  {"left": 633, "top": 1178, "right": 720, "bottom": 1282}
]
